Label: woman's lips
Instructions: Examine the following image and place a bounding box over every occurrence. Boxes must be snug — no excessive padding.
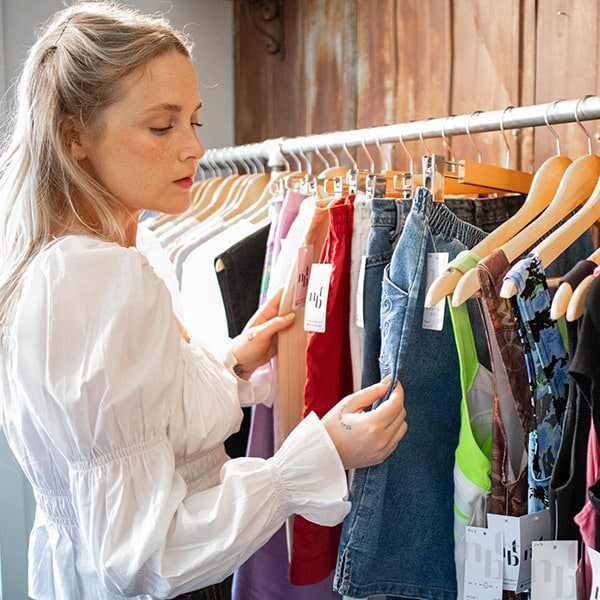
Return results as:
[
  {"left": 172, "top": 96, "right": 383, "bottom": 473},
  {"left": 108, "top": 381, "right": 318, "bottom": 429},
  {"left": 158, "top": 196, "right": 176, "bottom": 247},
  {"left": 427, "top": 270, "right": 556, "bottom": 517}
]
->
[{"left": 173, "top": 176, "right": 194, "bottom": 189}]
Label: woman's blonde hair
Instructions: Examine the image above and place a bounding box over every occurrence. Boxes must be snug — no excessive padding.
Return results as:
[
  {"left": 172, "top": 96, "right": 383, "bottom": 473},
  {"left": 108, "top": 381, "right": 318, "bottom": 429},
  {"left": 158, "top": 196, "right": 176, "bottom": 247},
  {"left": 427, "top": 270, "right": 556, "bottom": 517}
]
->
[{"left": 0, "top": 1, "right": 193, "bottom": 325}]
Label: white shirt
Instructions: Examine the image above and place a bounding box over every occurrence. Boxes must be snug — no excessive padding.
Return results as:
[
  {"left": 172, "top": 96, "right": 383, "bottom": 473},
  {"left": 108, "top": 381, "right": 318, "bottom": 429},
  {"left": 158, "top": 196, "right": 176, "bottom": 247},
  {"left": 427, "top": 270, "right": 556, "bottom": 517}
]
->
[{"left": 0, "top": 234, "right": 349, "bottom": 600}]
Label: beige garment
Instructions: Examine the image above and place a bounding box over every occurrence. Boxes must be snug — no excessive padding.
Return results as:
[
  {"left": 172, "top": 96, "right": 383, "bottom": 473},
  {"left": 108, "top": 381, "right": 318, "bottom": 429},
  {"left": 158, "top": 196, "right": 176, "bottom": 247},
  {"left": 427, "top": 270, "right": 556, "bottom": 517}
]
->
[{"left": 273, "top": 198, "right": 331, "bottom": 450}]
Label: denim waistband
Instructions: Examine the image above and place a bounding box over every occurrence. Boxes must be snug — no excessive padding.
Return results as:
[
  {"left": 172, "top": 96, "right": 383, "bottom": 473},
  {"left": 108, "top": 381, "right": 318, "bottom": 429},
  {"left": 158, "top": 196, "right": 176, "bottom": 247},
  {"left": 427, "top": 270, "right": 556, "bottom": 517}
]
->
[
  {"left": 413, "top": 187, "right": 487, "bottom": 248},
  {"left": 369, "top": 196, "right": 404, "bottom": 234}
]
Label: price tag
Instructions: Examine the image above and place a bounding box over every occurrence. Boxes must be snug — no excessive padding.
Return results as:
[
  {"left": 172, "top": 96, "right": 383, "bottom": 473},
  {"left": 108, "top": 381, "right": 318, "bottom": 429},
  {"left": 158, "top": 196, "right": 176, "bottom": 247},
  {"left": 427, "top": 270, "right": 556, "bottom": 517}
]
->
[
  {"left": 304, "top": 263, "right": 332, "bottom": 333},
  {"left": 531, "top": 540, "right": 577, "bottom": 599},
  {"left": 423, "top": 252, "right": 449, "bottom": 331},
  {"left": 294, "top": 245, "right": 313, "bottom": 307},
  {"left": 463, "top": 526, "right": 503, "bottom": 600},
  {"left": 487, "top": 509, "right": 551, "bottom": 592}
]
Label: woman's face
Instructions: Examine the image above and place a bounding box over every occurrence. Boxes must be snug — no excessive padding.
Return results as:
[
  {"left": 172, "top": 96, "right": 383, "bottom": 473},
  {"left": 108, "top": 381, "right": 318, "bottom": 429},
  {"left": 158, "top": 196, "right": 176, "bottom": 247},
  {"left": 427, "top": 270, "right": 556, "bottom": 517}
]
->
[{"left": 77, "top": 50, "right": 205, "bottom": 220}]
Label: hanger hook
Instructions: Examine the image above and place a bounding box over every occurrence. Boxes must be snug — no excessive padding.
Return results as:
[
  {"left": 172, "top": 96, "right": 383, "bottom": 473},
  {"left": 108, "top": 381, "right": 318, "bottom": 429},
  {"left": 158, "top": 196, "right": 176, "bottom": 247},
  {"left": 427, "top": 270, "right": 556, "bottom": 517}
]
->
[
  {"left": 224, "top": 147, "right": 239, "bottom": 176},
  {"left": 374, "top": 136, "right": 389, "bottom": 172},
  {"left": 398, "top": 126, "right": 415, "bottom": 172},
  {"left": 324, "top": 142, "right": 340, "bottom": 167},
  {"left": 236, "top": 147, "right": 253, "bottom": 175},
  {"left": 499, "top": 106, "right": 514, "bottom": 169},
  {"left": 284, "top": 147, "right": 302, "bottom": 171},
  {"left": 297, "top": 146, "right": 312, "bottom": 175},
  {"left": 360, "top": 139, "right": 376, "bottom": 173},
  {"left": 575, "top": 95, "right": 594, "bottom": 154},
  {"left": 251, "top": 143, "right": 266, "bottom": 173},
  {"left": 465, "top": 111, "right": 483, "bottom": 163},
  {"left": 313, "top": 144, "right": 330, "bottom": 170},
  {"left": 342, "top": 139, "right": 358, "bottom": 170},
  {"left": 544, "top": 99, "right": 564, "bottom": 155},
  {"left": 440, "top": 115, "right": 456, "bottom": 164},
  {"left": 419, "top": 118, "right": 434, "bottom": 156}
]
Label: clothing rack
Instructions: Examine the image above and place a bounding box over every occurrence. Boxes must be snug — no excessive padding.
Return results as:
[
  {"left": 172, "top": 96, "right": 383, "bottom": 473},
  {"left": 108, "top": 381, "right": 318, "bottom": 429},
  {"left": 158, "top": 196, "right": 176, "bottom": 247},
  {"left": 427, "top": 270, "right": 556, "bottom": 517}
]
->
[{"left": 199, "top": 95, "right": 600, "bottom": 172}]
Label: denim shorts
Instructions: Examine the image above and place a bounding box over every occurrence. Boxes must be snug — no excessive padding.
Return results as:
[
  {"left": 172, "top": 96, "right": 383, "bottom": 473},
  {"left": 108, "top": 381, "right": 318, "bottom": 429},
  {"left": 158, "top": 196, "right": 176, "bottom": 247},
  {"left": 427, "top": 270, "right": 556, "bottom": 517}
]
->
[{"left": 335, "top": 187, "right": 486, "bottom": 599}]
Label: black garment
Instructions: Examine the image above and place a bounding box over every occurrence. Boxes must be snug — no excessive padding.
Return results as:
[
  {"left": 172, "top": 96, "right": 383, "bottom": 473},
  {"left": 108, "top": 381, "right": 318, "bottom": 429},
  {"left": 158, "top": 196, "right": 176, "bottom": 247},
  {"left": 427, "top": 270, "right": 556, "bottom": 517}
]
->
[
  {"left": 214, "top": 223, "right": 270, "bottom": 459},
  {"left": 570, "top": 275, "right": 600, "bottom": 552},
  {"left": 171, "top": 575, "right": 233, "bottom": 600},
  {"left": 550, "top": 260, "right": 596, "bottom": 544}
]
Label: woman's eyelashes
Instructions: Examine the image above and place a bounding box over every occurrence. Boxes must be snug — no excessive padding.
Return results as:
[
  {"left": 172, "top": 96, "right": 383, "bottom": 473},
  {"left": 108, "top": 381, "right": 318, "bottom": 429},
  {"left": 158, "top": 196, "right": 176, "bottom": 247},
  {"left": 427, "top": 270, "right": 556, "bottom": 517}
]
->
[{"left": 150, "top": 122, "right": 202, "bottom": 135}]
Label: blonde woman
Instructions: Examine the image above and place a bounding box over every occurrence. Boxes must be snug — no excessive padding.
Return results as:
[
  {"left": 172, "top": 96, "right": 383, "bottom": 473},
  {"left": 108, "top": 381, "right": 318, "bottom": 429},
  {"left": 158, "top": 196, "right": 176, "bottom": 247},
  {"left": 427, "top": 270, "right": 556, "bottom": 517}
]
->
[{"left": 0, "top": 3, "right": 407, "bottom": 599}]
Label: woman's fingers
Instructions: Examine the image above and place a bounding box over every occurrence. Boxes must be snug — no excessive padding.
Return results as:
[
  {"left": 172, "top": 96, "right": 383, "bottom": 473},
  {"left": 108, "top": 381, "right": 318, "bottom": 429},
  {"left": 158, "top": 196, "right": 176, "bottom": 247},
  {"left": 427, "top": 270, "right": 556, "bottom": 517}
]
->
[{"left": 322, "top": 378, "right": 408, "bottom": 470}]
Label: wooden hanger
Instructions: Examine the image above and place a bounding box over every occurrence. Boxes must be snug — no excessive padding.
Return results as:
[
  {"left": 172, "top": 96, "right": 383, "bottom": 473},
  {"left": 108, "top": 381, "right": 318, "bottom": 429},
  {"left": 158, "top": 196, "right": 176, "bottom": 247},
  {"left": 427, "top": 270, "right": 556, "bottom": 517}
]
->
[
  {"left": 450, "top": 153, "right": 600, "bottom": 306},
  {"left": 425, "top": 154, "right": 572, "bottom": 307},
  {"left": 447, "top": 109, "right": 534, "bottom": 194},
  {"left": 565, "top": 274, "right": 595, "bottom": 321},
  {"left": 497, "top": 154, "right": 600, "bottom": 299},
  {"left": 557, "top": 246, "right": 600, "bottom": 321}
]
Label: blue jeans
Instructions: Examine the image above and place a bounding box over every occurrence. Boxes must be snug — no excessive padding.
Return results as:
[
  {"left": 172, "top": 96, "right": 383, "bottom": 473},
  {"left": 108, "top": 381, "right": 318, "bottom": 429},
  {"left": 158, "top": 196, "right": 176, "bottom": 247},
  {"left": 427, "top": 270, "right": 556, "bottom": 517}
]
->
[
  {"left": 361, "top": 196, "right": 404, "bottom": 388},
  {"left": 335, "top": 187, "right": 486, "bottom": 599}
]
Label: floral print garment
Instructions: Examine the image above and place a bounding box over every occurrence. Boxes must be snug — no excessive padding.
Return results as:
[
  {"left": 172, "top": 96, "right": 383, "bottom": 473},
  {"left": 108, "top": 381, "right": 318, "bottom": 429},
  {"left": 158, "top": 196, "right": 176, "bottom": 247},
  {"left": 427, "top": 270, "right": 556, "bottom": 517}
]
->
[{"left": 504, "top": 253, "right": 569, "bottom": 513}]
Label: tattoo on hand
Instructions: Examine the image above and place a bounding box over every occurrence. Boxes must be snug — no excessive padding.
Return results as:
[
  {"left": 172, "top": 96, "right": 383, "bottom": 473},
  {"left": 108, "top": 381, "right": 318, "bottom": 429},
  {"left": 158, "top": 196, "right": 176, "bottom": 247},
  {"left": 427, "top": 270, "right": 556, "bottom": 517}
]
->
[
  {"left": 339, "top": 404, "right": 352, "bottom": 431},
  {"left": 233, "top": 363, "right": 248, "bottom": 378}
]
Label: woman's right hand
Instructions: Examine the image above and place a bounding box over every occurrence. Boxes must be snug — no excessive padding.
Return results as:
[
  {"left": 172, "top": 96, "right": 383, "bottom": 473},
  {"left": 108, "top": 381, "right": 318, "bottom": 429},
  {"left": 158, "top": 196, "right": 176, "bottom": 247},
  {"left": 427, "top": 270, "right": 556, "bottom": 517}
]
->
[{"left": 321, "top": 377, "right": 407, "bottom": 470}]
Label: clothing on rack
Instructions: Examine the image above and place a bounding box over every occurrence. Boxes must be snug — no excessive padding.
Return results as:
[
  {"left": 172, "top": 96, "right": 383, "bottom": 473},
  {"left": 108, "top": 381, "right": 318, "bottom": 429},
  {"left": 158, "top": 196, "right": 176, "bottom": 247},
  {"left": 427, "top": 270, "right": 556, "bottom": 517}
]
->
[
  {"left": 171, "top": 96, "right": 600, "bottom": 600},
  {"left": 335, "top": 187, "right": 488, "bottom": 599}
]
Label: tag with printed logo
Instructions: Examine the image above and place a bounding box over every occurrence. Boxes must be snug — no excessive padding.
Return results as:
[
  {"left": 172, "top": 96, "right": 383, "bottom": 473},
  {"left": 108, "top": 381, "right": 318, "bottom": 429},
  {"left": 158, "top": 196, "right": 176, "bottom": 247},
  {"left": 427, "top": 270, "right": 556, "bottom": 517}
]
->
[
  {"left": 304, "top": 263, "right": 332, "bottom": 333},
  {"left": 531, "top": 540, "right": 577, "bottom": 599},
  {"left": 294, "top": 245, "right": 313, "bottom": 308},
  {"left": 463, "top": 526, "right": 503, "bottom": 600},
  {"left": 487, "top": 509, "right": 551, "bottom": 592}
]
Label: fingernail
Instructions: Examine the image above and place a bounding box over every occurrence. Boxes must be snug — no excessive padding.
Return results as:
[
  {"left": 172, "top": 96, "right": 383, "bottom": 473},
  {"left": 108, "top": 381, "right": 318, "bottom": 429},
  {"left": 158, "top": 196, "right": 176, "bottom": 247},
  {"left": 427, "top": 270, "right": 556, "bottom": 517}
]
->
[
  {"left": 381, "top": 374, "right": 392, "bottom": 384},
  {"left": 284, "top": 312, "right": 296, "bottom": 320}
]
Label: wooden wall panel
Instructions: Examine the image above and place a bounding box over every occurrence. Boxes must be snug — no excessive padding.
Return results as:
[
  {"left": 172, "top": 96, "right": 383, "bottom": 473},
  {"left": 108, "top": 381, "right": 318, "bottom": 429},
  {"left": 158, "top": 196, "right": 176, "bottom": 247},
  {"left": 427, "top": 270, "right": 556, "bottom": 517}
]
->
[
  {"left": 303, "top": 0, "right": 357, "bottom": 138},
  {"left": 268, "top": 0, "right": 307, "bottom": 138},
  {"left": 534, "top": 1, "right": 600, "bottom": 163},
  {"left": 391, "top": 0, "right": 452, "bottom": 164},
  {"left": 234, "top": 0, "right": 600, "bottom": 174},
  {"left": 355, "top": 0, "right": 397, "bottom": 171},
  {"left": 448, "top": 0, "right": 523, "bottom": 167}
]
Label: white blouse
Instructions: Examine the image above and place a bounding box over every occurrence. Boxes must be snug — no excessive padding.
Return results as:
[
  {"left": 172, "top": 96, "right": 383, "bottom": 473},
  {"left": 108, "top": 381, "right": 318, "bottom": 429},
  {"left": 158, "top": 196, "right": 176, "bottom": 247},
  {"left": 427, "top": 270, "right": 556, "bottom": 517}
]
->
[{"left": 0, "top": 234, "right": 349, "bottom": 600}]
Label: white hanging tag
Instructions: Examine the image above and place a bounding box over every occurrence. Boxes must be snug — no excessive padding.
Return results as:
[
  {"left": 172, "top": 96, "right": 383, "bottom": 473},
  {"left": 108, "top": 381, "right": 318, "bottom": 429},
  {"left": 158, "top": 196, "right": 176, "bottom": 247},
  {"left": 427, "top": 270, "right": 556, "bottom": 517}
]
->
[
  {"left": 531, "top": 540, "right": 577, "bottom": 600},
  {"left": 355, "top": 256, "right": 367, "bottom": 328},
  {"left": 463, "top": 526, "right": 504, "bottom": 600},
  {"left": 294, "top": 245, "right": 314, "bottom": 308},
  {"left": 487, "top": 509, "right": 551, "bottom": 593},
  {"left": 304, "top": 263, "right": 332, "bottom": 333},
  {"left": 422, "top": 252, "right": 449, "bottom": 331}
]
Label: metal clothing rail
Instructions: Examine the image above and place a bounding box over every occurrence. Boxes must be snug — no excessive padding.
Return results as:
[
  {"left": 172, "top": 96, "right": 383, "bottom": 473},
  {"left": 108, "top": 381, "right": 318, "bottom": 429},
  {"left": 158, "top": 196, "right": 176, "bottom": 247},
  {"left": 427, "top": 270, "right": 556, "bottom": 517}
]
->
[{"left": 199, "top": 95, "right": 600, "bottom": 172}]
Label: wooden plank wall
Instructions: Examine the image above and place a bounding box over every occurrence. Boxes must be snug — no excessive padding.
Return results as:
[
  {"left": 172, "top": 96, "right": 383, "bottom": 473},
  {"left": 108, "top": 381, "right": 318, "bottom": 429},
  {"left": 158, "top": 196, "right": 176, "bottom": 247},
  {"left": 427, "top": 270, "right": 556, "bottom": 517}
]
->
[{"left": 234, "top": 0, "right": 600, "bottom": 173}]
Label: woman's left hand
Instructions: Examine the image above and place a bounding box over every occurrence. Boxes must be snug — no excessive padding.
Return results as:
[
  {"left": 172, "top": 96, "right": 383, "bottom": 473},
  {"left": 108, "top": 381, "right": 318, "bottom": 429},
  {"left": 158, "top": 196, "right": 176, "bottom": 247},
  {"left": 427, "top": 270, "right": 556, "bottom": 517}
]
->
[{"left": 230, "top": 287, "right": 295, "bottom": 380}]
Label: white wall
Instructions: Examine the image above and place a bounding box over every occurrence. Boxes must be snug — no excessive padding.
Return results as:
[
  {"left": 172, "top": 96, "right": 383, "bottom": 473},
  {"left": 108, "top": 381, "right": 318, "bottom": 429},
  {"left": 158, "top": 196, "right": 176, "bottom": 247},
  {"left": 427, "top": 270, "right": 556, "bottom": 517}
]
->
[
  {"left": 0, "top": 3, "right": 234, "bottom": 598},
  {"left": 0, "top": 0, "right": 234, "bottom": 150}
]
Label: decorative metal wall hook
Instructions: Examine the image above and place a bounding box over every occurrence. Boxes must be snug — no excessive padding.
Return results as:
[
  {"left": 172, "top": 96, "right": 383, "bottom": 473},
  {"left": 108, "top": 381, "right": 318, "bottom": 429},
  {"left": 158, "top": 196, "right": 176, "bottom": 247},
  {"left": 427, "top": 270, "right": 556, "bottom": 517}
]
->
[{"left": 242, "top": 0, "right": 285, "bottom": 60}]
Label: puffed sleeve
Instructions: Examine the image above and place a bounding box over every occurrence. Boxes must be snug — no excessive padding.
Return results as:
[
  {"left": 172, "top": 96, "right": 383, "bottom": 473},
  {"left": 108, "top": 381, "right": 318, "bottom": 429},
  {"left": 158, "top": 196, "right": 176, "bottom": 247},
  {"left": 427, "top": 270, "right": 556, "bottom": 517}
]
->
[{"left": 13, "top": 237, "right": 349, "bottom": 598}]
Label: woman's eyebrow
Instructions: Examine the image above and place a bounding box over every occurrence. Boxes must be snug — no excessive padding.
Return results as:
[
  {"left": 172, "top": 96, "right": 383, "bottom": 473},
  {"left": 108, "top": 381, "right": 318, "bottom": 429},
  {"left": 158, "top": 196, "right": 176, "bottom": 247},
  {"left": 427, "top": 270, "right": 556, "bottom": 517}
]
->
[{"left": 144, "top": 101, "right": 203, "bottom": 114}]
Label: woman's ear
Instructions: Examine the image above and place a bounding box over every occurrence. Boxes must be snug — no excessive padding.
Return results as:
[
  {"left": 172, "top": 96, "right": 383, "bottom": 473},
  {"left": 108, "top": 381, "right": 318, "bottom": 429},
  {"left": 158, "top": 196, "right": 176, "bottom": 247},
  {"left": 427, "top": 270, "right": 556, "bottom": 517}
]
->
[{"left": 61, "top": 116, "right": 87, "bottom": 161}]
